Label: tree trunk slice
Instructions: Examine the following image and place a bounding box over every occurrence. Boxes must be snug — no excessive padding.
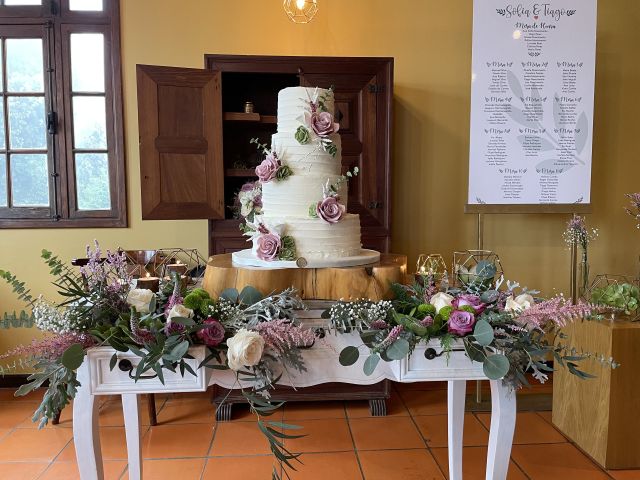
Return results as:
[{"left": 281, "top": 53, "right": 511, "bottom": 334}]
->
[{"left": 202, "top": 253, "right": 408, "bottom": 301}]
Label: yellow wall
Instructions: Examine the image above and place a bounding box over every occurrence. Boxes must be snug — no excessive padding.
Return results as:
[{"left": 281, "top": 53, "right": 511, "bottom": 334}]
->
[{"left": 1, "top": 0, "right": 639, "bottom": 357}]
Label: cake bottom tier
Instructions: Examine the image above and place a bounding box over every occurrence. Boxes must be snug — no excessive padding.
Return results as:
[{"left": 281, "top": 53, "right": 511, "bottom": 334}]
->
[{"left": 265, "top": 213, "right": 362, "bottom": 260}]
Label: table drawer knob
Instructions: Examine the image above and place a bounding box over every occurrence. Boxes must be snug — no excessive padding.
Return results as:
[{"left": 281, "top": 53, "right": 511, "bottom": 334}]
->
[{"left": 118, "top": 359, "right": 133, "bottom": 372}]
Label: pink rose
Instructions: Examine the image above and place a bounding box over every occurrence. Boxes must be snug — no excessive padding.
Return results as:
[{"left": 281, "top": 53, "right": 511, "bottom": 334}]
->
[
  {"left": 311, "top": 111, "right": 339, "bottom": 137},
  {"left": 197, "top": 318, "right": 225, "bottom": 347},
  {"left": 256, "top": 232, "right": 281, "bottom": 261},
  {"left": 316, "top": 196, "right": 346, "bottom": 224},
  {"left": 452, "top": 294, "right": 486, "bottom": 315},
  {"left": 447, "top": 310, "right": 476, "bottom": 336},
  {"left": 255, "top": 152, "right": 280, "bottom": 183}
]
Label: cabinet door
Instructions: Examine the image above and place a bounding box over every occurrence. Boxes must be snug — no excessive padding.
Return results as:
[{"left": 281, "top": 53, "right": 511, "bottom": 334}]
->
[
  {"left": 301, "top": 73, "right": 391, "bottom": 251},
  {"left": 136, "top": 65, "right": 224, "bottom": 220}
]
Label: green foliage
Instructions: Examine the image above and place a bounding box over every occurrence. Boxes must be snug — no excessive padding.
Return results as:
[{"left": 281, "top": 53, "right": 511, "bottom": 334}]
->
[
  {"left": 0, "top": 311, "right": 35, "bottom": 329},
  {"left": 278, "top": 236, "right": 297, "bottom": 261},
  {"left": 0, "top": 269, "right": 35, "bottom": 307},
  {"left": 363, "top": 354, "right": 380, "bottom": 376},
  {"left": 590, "top": 282, "right": 640, "bottom": 314},
  {"left": 417, "top": 303, "right": 436, "bottom": 317},
  {"left": 325, "top": 143, "right": 338, "bottom": 157},
  {"left": 60, "top": 344, "right": 86, "bottom": 370},
  {"left": 183, "top": 292, "right": 203, "bottom": 311},
  {"left": 482, "top": 353, "right": 510, "bottom": 380},
  {"left": 190, "top": 288, "right": 210, "bottom": 300},
  {"left": 439, "top": 306, "right": 454, "bottom": 321},
  {"left": 472, "top": 320, "right": 494, "bottom": 347}
]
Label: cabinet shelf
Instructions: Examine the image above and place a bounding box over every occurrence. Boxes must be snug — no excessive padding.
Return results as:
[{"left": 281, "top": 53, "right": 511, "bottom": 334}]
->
[
  {"left": 225, "top": 168, "right": 257, "bottom": 177},
  {"left": 223, "top": 112, "right": 277, "bottom": 124}
]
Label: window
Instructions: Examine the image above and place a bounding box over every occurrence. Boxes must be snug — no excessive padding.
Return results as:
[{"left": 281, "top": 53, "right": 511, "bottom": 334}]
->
[{"left": 0, "top": 0, "right": 125, "bottom": 228}]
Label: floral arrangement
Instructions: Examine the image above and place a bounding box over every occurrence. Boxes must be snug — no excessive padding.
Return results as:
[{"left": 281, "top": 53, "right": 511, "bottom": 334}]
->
[
  {"left": 295, "top": 87, "right": 340, "bottom": 157},
  {"left": 231, "top": 181, "right": 262, "bottom": 222},
  {"left": 250, "top": 138, "right": 292, "bottom": 183},
  {"left": 309, "top": 167, "right": 358, "bottom": 224},
  {"left": 329, "top": 273, "right": 616, "bottom": 387},
  {"left": 242, "top": 218, "right": 297, "bottom": 262},
  {"left": 625, "top": 193, "right": 640, "bottom": 229},
  {"left": 0, "top": 242, "right": 318, "bottom": 477}
]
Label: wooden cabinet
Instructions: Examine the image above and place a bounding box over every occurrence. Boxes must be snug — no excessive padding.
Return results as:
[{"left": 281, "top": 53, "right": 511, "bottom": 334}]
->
[
  {"left": 552, "top": 318, "right": 640, "bottom": 469},
  {"left": 136, "top": 55, "right": 393, "bottom": 254}
]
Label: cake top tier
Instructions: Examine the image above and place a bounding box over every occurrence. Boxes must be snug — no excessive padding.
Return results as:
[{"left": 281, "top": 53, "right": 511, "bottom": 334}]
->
[{"left": 277, "top": 87, "right": 335, "bottom": 133}]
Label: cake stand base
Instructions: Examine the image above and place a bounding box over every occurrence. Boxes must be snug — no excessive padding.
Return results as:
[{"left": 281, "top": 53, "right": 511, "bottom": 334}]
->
[{"left": 231, "top": 248, "right": 380, "bottom": 269}]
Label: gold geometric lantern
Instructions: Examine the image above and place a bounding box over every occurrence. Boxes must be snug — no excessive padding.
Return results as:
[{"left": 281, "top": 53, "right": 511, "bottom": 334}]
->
[
  {"left": 452, "top": 250, "right": 503, "bottom": 293},
  {"left": 283, "top": 0, "right": 318, "bottom": 24}
]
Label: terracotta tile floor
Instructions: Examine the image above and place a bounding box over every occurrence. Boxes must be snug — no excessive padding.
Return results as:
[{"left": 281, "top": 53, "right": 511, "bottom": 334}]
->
[{"left": 0, "top": 384, "right": 636, "bottom": 479}]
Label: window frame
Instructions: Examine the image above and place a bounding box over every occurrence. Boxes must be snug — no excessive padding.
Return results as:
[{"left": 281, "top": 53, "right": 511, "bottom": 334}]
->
[{"left": 0, "top": 0, "right": 126, "bottom": 228}]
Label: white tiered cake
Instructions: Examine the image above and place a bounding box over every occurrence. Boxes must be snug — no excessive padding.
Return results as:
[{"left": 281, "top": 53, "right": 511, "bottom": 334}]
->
[{"left": 232, "top": 87, "right": 380, "bottom": 268}]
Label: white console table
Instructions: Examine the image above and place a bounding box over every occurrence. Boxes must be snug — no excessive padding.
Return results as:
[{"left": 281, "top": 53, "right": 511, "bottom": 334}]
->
[{"left": 73, "top": 336, "right": 516, "bottom": 480}]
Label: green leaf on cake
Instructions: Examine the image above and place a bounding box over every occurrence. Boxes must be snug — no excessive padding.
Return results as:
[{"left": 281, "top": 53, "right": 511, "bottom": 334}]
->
[
  {"left": 275, "top": 164, "right": 293, "bottom": 181},
  {"left": 278, "top": 236, "right": 297, "bottom": 261},
  {"left": 295, "top": 125, "right": 311, "bottom": 144},
  {"left": 308, "top": 204, "right": 318, "bottom": 218}
]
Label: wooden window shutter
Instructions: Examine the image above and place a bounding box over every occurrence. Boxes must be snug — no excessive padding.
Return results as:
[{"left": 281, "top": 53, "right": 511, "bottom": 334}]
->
[{"left": 136, "top": 64, "right": 224, "bottom": 220}]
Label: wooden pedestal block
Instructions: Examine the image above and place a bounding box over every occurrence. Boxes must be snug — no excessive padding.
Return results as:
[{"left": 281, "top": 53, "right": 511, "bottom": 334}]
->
[
  {"left": 202, "top": 254, "right": 408, "bottom": 419},
  {"left": 202, "top": 253, "right": 407, "bottom": 301},
  {"left": 552, "top": 317, "right": 640, "bottom": 469}
]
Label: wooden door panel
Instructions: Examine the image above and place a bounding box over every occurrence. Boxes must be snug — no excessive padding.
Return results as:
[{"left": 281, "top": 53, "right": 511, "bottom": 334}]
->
[{"left": 137, "top": 65, "right": 224, "bottom": 220}]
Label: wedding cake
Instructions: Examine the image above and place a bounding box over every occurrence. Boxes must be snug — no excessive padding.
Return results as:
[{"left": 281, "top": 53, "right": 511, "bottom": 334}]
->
[{"left": 232, "top": 87, "right": 379, "bottom": 268}]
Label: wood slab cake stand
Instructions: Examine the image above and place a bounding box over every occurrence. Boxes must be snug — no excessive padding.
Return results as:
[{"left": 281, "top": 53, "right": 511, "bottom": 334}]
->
[{"left": 202, "top": 253, "right": 408, "bottom": 420}]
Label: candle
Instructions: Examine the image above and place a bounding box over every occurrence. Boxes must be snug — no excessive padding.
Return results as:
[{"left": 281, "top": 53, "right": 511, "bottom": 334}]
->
[
  {"left": 136, "top": 273, "right": 160, "bottom": 293},
  {"left": 165, "top": 260, "right": 188, "bottom": 276}
]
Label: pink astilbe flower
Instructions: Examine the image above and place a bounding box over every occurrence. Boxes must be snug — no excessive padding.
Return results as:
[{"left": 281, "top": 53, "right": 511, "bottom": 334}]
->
[
  {"left": 0, "top": 332, "right": 95, "bottom": 362},
  {"left": 381, "top": 325, "right": 404, "bottom": 348},
  {"left": 514, "top": 296, "right": 607, "bottom": 329},
  {"left": 370, "top": 319, "right": 389, "bottom": 330},
  {"left": 420, "top": 316, "right": 434, "bottom": 327},
  {"left": 254, "top": 320, "right": 315, "bottom": 353}
]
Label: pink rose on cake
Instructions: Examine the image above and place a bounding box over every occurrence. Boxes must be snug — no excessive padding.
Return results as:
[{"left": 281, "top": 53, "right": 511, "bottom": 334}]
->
[
  {"left": 316, "top": 196, "right": 346, "bottom": 224},
  {"left": 310, "top": 111, "right": 339, "bottom": 137},
  {"left": 256, "top": 232, "right": 282, "bottom": 261},
  {"left": 255, "top": 152, "right": 281, "bottom": 183}
]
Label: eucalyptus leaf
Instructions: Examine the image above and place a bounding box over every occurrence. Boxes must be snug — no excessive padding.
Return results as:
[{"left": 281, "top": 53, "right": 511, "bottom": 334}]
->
[
  {"left": 483, "top": 353, "right": 510, "bottom": 380},
  {"left": 239, "top": 285, "right": 263, "bottom": 305},
  {"left": 169, "top": 340, "right": 190, "bottom": 361},
  {"left": 220, "top": 288, "right": 239, "bottom": 303},
  {"left": 386, "top": 338, "right": 410, "bottom": 361},
  {"left": 480, "top": 290, "right": 500, "bottom": 304},
  {"left": 339, "top": 346, "right": 360, "bottom": 366},
  {"left": 473, "top": 320, "right": 494, "bottom": 347},
  {"left": 61, "top": 343, "right": 85, "bottom": 371},
  {"left": 363, "top": 354, "right": 380, "bottom": 376}
]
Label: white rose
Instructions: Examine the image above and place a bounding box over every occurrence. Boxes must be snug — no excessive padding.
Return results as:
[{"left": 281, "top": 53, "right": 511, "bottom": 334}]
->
[
  {"left": 240, "top": 200, "right": 254, "bottom": 217},
  {"left": 430, "top": 292, "right": 454, "bottom": 313},
  {"left": 505, "top": 293, "right": 535, "bottom": 313},
  {"left": 126, "top": 289, "right": 155, "bottom": 314},
  {"left": 226, "top": 328, "right": 265, "bottom": 371},
  {"left": 167, "top": 304, "right": 194, "bottom": 321}
]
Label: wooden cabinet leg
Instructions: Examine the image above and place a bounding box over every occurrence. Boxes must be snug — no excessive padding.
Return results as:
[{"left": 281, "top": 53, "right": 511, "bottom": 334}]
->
[
  {"left": 147, "top": 394, "right": 157, "bottom": 426},
  {"left": 122, "top": 394, "right": 142, "bottom": 480},
  {"left": 448, "top": 380, "right": 466, "bottom": 480},
  {"left": 368, "top": 398, "right": 387, "bottom": 417},
  {"left": 215, "top": 403, "right": 233, "bottom": 422},
  {"left": 73, "top": 360, "right": 104, "bottom": 480},
  {"left": 486, "top": 380, "right": 516, "bottom": 480}
]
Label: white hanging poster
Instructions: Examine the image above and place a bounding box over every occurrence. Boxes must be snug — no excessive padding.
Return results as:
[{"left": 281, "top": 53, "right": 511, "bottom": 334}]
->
[{"left": 467, "top": 0, "right": 597, "bottom": 208}]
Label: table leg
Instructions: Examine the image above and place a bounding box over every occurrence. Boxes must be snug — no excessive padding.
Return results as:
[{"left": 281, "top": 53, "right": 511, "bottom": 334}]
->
[
  {"left": 448, "top": 380, "right": 466, "bottom": 480},
  {"left": 73, "top": 360, "right": 104, "bottom": 480},
  {"left": 122, "top": 394, "right": 143, "bottom": 480},
  {"left": 486, "top": 380, "right": 516, "bottom": 480}
]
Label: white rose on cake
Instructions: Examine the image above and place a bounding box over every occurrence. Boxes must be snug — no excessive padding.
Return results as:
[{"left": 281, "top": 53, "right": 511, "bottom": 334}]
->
[
  {"left": 126, "top": 289, "right": 154, "bottom": 314},
  {"left": 167, "top": 304, "right": 194, "bottom": 321},
  {"left": 430, "top": 292, "right": 454, "bottom": 313},
  {"left": 505, "top": 294, "right": 535, "bottom": 313},
  {"left": 226, "top": 328, "right": 265, "bottom": 371}
]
